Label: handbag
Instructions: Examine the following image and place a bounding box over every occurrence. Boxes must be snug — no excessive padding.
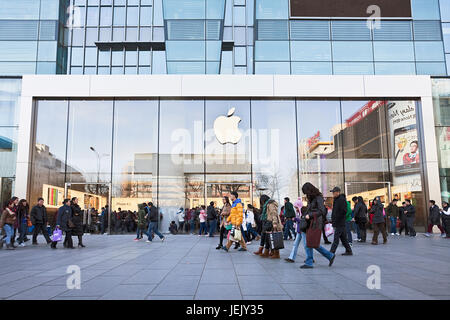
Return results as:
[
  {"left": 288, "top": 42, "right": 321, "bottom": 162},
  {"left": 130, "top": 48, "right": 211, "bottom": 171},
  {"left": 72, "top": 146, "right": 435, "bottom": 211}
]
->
[
  {"left": 324, "top": 223, "right": 334, "bottom": 237},
  {"left": 51, "top": 227, "right": 63, "bottom": 242},
  {"left": 68, "top": 219, "right": 75, "bottom": 228},
  {"left": 269, "top": 231, "right": 285, "bottom": 250},
  {"left": 262, "top": 220, "right": 273, "bottom": 232},
  {"left": 27, "top": 219, "right": 32, "bottom": 227},
  {"left": 234, "top": 228, "right": 242, "bottom": 241},
  {"left": 306, "top": 213, "right": 322, "bottom": 248},
  {"left": 298, "top": 217, "right": 308, "bottom": 232}
]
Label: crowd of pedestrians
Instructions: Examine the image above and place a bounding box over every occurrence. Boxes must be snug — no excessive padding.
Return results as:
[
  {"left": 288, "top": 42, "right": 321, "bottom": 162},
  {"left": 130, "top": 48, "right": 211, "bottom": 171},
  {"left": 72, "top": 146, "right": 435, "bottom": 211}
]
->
[{"left": 2, "top": 184, "right": 449, "bottom": 257}]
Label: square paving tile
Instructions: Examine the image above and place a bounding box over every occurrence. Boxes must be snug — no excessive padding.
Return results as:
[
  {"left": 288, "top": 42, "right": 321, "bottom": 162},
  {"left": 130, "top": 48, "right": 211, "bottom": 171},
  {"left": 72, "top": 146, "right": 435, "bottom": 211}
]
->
[
  {"left": 2, "top": 233, "right": 449, "bottom": 300},
  {"left": 195, "top": 284, "right": 242, "bottom": 300}
]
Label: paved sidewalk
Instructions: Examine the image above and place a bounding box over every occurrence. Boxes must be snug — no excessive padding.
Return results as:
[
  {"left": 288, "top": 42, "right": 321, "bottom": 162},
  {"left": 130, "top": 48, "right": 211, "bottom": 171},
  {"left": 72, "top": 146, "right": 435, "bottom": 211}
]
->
[{"left": 0, "top": 232, "right": 449, "bottom": 300}]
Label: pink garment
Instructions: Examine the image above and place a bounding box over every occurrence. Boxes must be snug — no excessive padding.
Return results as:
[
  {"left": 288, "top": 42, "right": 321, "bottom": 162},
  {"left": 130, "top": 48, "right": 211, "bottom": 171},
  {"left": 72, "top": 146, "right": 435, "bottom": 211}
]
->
[
  {"left": 199, "top": 210, "right": 207, "bottom": 223},
  {"left": 293, "top": 197, "right": 303, "bottom": 209}
]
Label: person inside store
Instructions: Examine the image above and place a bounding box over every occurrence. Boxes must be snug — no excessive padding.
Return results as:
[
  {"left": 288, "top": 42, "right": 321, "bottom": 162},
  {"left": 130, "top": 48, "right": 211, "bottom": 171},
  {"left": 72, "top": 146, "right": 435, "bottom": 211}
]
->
[{"left": 169, "top": 220, "right": 178, "bottom": 235}]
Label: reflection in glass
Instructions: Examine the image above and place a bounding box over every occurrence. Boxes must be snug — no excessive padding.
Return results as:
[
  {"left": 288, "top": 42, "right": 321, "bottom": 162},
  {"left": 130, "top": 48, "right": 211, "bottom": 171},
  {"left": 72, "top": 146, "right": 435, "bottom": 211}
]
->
[
  {"left": 30, "top": 100, "right": 68, "bottom": 213},
  {"left": 0, "top": 127, "right": 18, "bottom": 177},
  {"left": 159, "top": 100, "right": 204, "bottom": 231},
  {"left": 387, "top": 100, "right": 426, "bottom": 224},
  {"left": 205, "top": 100, "right": 251, "bottom": 173},
  {"left": 66, "top": 100, "right": 113, "bottom": 183},
  {"left": 206, "top": 174, "right": 251, "bottom": 206},
  {"left": 252, "top": 100, "right": 298, "bottom": 204},
  {"left": 0, "top": 78, "right": 21, "bottom": 126},
  {"left": 340, "top": 100, "right": 390, "bottom": 204},
  {"left": 112, "top": 100, "right": 158, "bottom": 229},
  {"left": 297, "top": 100, "right": 343, "bottom": 202}
]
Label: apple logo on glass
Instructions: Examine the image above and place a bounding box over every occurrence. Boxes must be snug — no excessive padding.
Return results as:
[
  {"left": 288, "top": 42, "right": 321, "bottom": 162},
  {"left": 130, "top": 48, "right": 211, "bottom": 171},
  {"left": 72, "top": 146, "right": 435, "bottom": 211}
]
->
[{"left": 213, "top": 107, "right": 242, "bottom": 144}]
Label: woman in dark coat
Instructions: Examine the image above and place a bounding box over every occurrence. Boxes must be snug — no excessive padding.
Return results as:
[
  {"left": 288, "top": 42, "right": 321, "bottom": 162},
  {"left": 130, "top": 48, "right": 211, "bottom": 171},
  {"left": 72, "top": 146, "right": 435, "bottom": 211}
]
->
[
  {"left": 301, "top": 182, "right": 335, "bottom": 269},
  {"left": 354, "top": 196, "right": 368, "bottom": 243},
  {"left": 16, "top": 199, "right": 30, "bottom": 246},
  {"left": 52, "top": 198, "right": 74, "bottom": 249},
  {"left": 71, "top": 197, "right": 85, "bottom": 247},
  {"left": 369, "top": 196, "right": 387, "bottom": 245}
]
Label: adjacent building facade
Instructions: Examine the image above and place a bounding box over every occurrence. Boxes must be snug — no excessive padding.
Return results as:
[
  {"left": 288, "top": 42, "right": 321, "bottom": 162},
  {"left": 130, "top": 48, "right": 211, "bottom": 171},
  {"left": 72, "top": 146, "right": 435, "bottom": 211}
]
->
[{"left": 1, "top": 0, "right": 450, "bottom": 232}]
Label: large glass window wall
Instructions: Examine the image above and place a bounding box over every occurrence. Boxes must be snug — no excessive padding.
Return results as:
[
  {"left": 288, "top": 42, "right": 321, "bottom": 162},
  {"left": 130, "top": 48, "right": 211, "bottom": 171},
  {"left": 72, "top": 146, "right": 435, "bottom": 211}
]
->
[
  {"left": 30, "top": 97, "right": 428, "bottom": 232},
  {"left": 0, "top": 78, "right": 21, "bottom": 208},
  {"left": 432, "top": 78, "right": 450, "bottom": 203},
  {"left": 0, "top": 0, "right": 65, "bottom": 75}
]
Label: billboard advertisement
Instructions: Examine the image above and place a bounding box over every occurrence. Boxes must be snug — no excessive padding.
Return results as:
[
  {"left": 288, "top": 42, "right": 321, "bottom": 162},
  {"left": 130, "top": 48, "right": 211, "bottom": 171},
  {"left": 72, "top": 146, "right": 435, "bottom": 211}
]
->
[{"left": 290, "top": 0, "right": 412, "bottom": 18}]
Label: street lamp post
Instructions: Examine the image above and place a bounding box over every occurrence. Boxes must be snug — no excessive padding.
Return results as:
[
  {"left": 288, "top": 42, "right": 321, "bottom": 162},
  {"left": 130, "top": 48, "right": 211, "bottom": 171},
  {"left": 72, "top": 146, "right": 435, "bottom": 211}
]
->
[
  {"left": 89, "top": 146, "right": 109, "bottom": 193},
  {"left": 90, "top": 146, "right": 110, "bottom": 234}
]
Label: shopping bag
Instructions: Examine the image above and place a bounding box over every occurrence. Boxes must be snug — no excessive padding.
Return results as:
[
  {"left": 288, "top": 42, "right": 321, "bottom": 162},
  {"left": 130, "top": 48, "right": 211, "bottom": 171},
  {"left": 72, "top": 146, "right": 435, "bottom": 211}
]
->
[
  {"left": 233, "top": 229, "right": 242, "bottom": 241},
  {"left": 51, "top": 227, "right": 63, "bottom": 242},
  {"left": 324, "top": 223, "right": 334, "bottom": 237},
  {"left": 269, "top": 231, "right": 284, "bottom": 250},
  {"left": 306, "top": 213, "right": 321, "bottom": 248},
  {"left": 28, "top": 225, "right": 35, "bottom": 234}
]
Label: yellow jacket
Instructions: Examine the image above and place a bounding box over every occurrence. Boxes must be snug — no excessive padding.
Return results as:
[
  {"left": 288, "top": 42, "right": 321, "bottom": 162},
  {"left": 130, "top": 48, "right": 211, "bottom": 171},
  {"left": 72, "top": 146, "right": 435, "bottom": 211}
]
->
[{"left": 227, "top": 201, "right": 243, "bottom": 226}]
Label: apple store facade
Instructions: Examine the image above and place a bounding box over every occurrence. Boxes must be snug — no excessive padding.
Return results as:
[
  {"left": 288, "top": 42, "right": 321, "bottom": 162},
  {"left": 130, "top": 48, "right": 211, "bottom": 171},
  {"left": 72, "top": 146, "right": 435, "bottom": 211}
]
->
[{"left": 15, "top": 75, "right": 440, "bottom": 231}]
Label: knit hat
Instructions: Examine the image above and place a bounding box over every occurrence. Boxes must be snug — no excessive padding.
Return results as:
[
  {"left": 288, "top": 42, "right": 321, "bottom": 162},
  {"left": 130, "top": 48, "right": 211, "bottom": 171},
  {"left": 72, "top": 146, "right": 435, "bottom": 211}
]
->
[{"left": 293, "top": 197, "right": 303, "bottom": 209}]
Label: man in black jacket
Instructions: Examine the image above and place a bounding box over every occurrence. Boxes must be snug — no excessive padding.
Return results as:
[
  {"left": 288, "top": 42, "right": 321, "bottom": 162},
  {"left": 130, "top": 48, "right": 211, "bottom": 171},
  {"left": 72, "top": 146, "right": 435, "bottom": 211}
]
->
[
  {"left": 425, "top": 200, "right": 445, "bottom": 237},
  {"left": 330, "top": 187, "right": 353, "bottom": 256},
  {"left": 30, "top": 197, "right": 52, "bottom": 245},
  {"left": 145, "top": 202, "right": 165, "bottom": 242},
  {"left": 207, "top": 202, "right": 217, "bottom": 237},
  {"left": 398, "top": 202, "right": 409, "bottom": 235},
  {"left": 404, "top": 199, "right": 416, "bottom": 237},
  {"left": 283, "top": 197, "right": 296, "bottom": 240}
]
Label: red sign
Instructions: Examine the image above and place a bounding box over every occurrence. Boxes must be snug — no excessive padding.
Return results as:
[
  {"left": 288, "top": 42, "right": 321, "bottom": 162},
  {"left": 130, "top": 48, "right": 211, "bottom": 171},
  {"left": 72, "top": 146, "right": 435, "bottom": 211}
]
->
[{"left": 345, "top": 101, "right": 386, "bottom": 127}]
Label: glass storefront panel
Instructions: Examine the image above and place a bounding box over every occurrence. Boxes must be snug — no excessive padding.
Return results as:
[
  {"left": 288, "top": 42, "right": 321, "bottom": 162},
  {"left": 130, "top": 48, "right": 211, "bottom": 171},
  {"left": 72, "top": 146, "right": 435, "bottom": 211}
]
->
[
  {"left": 0, "top": 78, "right": 21, "bottom": 126},
  {"left": 111, "top": 100, "right": 158, "bottom": 226},
  {"left": 0, "top": 126, "right": 18, "bottom": 178},
  {"left": 387, "top": 100, "right": 426, "bottom": 225},
  {"left": 341, "top": 100, "right": 391, "bottom": 204},
  {"left": 30, "top": 100, "right": 68, "bottom": 214},
  {"left": 205, "top": 99, "right": 251, "bottom": 174},
  {"left": 436, "top": 126, "right": 450, "bottom": 178},
  {"left": 159, "top": 100, "right": 204, "bottom": 231},
  {"left": 66, "top": 100, "right": 113, "bottom": 183},
  {"left": 206, "top": 174, "right": 252, "bottom": 206},
  {"left": 0, "top": 77, "right": 21, "bottom": 209},
  {"left": 297, "top": 100, "right": 343, "bottom": 204},
  {"left": 252, "top": 99, "right": 298, "bottom": 205}
]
